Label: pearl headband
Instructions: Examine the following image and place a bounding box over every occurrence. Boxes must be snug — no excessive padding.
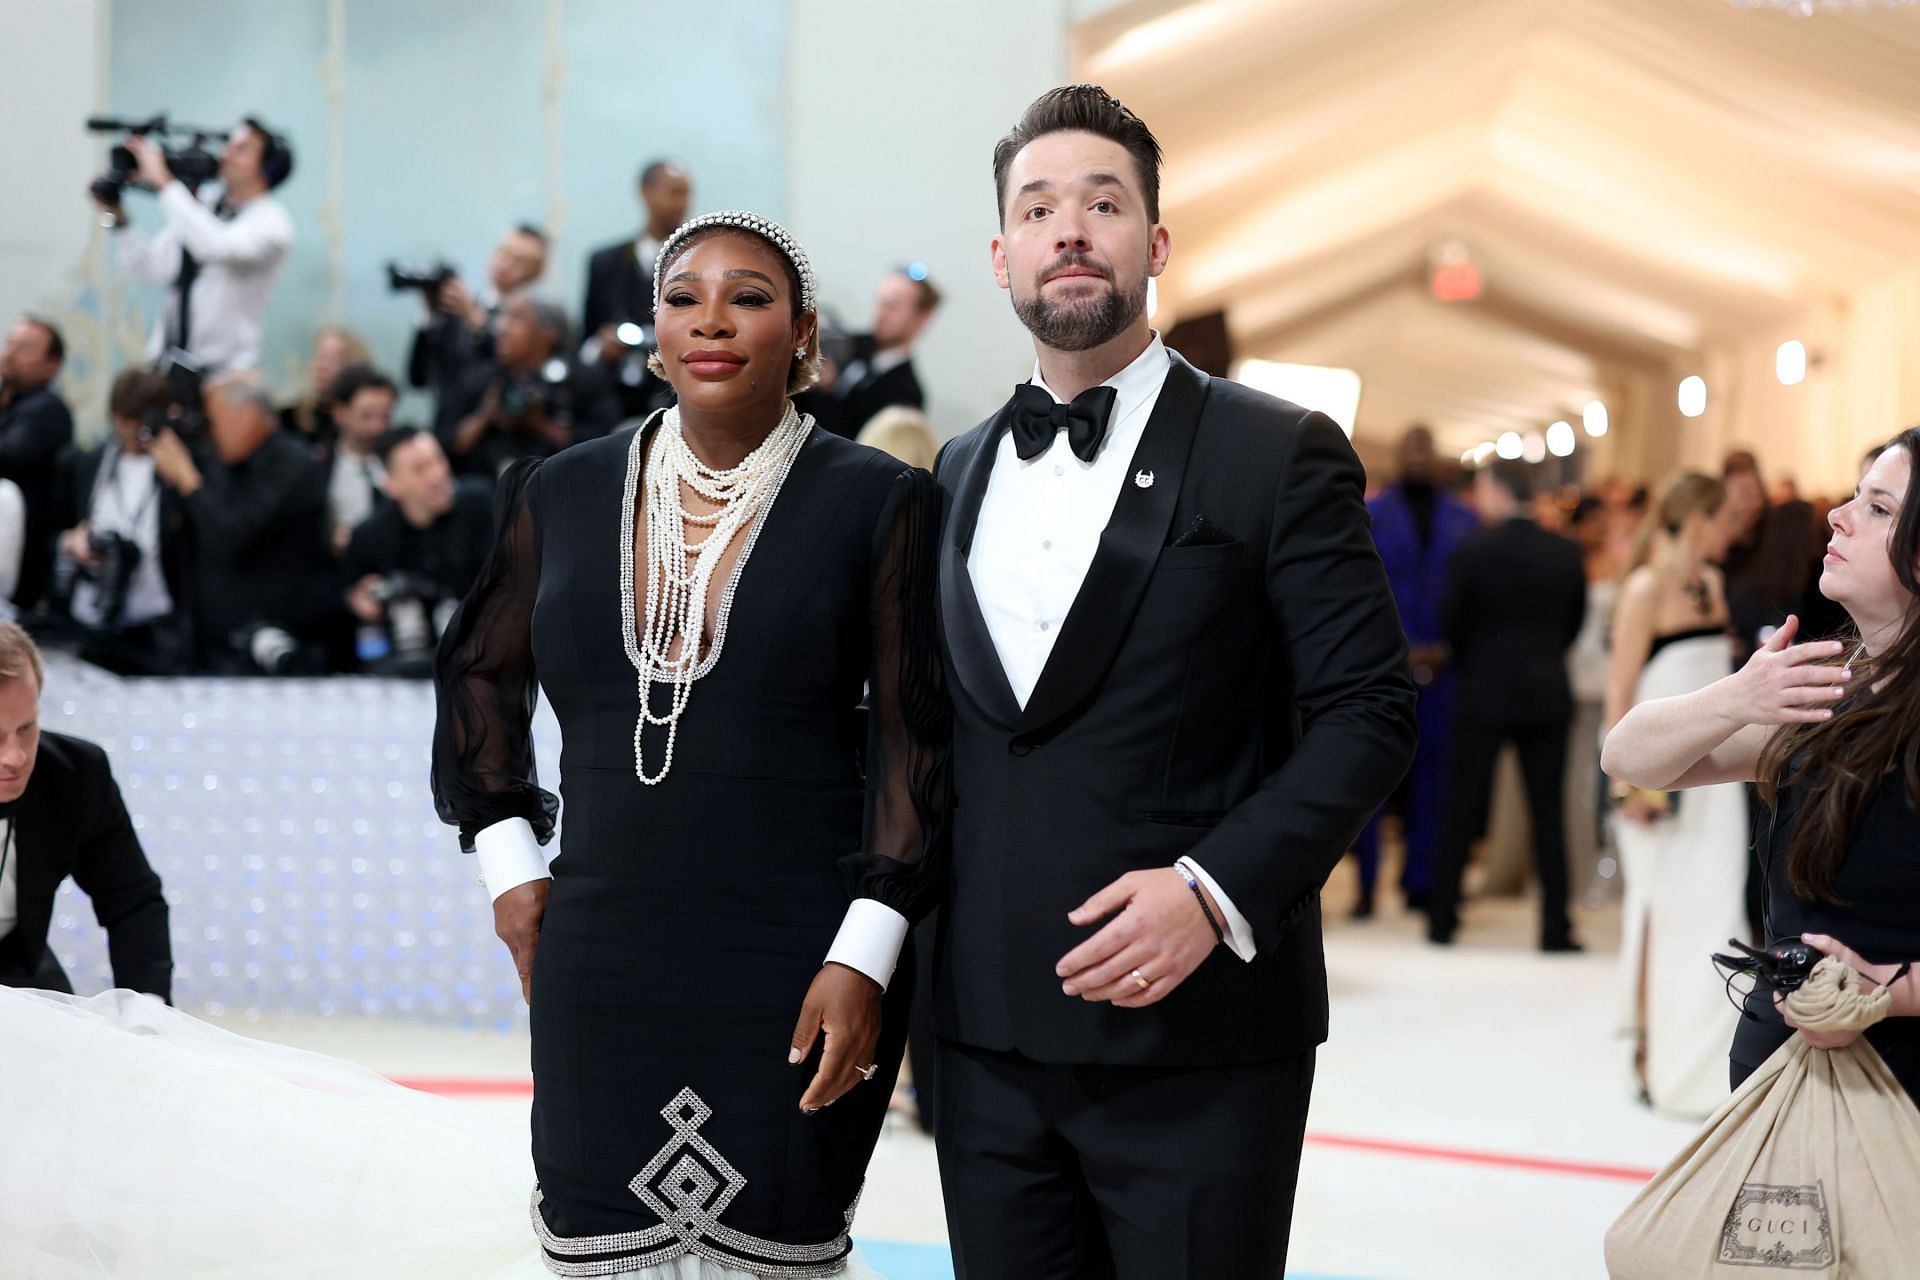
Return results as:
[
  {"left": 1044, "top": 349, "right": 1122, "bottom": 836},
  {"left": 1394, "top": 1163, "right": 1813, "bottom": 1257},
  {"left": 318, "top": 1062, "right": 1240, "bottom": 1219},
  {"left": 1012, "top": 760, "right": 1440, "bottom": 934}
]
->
[{"left": 652, "top": 210, "right": 817, "bottom": 314}]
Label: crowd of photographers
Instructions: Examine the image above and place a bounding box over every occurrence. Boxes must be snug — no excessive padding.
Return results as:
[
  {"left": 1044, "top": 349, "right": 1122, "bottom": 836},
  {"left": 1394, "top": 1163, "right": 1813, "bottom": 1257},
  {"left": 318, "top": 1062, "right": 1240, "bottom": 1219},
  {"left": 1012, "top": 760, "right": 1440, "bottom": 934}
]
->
[{"left": 0, "top": 125, "right": 943, "bottom": 678}]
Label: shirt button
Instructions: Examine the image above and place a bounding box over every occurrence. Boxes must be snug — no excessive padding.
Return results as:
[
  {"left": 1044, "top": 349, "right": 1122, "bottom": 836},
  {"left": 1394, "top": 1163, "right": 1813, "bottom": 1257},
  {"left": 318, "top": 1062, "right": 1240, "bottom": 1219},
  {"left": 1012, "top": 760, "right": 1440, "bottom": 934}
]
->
[
  {"left": 1054, "top": 464, "right": 1065, "bottom": 477},
  {"left": 1038, "top": 621, "right": 1051, "bottom": 633},
  {"left": 1042, "top": 540, "right": 1052, "bottom": 551}
]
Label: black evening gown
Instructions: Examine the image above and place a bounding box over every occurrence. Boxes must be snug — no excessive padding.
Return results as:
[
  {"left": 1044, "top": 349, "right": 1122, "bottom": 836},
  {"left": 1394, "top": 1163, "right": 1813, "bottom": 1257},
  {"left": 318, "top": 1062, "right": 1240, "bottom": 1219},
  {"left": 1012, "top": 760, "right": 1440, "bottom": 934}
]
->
[
  {"left": 1732, "top": 767, "right": 1920, "bottom": 1102},
  {"left": 433, "top": 415, "right": 949, "bottom": 1277}
]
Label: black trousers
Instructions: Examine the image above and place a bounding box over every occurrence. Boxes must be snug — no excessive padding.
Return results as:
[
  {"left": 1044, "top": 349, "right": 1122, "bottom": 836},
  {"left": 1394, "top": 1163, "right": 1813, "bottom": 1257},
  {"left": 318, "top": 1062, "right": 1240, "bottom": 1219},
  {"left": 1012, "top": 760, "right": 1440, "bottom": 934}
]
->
[
  {"left": 935, "top": 1039, "right": 1315, "bottom": 1280},
  {"left": 1429, "top": 719, "right": 1573, "bottom": 944}
]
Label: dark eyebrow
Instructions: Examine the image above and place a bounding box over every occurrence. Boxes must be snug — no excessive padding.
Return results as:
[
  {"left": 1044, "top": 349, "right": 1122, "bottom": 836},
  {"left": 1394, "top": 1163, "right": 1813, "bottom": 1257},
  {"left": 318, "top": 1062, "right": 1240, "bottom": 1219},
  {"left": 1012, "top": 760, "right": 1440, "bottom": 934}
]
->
[
  {"left": 1015, "top": 172, "right": 1130, "bottom": 204},
  {"left": 663, "top": 269, "right": 778, "bottom": 289}
]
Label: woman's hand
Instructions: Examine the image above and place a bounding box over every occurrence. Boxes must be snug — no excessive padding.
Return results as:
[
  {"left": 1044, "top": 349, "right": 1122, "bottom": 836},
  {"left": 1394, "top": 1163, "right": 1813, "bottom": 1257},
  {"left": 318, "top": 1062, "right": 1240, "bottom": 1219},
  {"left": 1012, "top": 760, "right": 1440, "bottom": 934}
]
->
[
  {"left": 788, "top": 962, "right": 882, "bottom": 1114},
  {"left": 492, "top": 879, "right": 549, "bottom": 1005},
  {"left": 1777, "top": 932, "right": 1913, "bottom": 1049},
  {"left": 1726, "top": 614, "right": 1851, "bottom": 725}
]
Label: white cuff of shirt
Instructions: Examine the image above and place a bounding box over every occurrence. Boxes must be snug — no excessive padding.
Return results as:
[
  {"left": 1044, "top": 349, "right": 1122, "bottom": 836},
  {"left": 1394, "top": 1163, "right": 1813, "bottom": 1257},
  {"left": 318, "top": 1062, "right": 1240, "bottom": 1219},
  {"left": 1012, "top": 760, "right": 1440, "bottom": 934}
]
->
[
  {"left": 1177, "top": 857, "right": 1257, "bottom": 962},
  {"left": 473, "top": 817, "right": 552, "bottom": 902},
  {"left": 824, "top": 898, "right": 910, "bottom": 991}
]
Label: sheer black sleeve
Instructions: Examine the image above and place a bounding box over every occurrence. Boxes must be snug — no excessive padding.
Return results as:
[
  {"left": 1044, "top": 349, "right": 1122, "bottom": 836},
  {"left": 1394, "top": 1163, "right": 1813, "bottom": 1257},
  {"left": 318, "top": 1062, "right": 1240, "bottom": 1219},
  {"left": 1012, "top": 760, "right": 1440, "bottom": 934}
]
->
[
  {"left": 840, "top": 465, "right": 952, "bottom": 922},
  {"left": 431, "top": 457, "right": 559, "bottom": 852}
]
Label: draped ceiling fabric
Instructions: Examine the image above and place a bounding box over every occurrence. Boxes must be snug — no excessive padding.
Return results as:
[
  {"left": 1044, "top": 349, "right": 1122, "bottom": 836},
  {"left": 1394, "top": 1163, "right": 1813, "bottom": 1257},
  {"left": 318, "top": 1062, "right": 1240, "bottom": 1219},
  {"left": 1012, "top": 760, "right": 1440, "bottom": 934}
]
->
[{"left": 1073, "top": 0, "right": 1920, "bottom": 491}]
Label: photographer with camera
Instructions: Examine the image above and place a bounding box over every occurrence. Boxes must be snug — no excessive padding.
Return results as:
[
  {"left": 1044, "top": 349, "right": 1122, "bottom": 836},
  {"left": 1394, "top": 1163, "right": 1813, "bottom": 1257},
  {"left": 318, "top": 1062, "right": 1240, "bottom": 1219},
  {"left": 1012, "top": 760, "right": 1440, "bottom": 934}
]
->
[
  {"left": 316, "top": 363, "right": 397, "bottom": 554},
  {"left": 0, "top": 317, "right": 74, "bottom": 611},
  {"left": 48, "top": 368, "right": 193, "bottom": 674},
  {"left": 436, "top": 292, "right": 618, "bottom": 481},
  {"left": 402, "top": 224, "right": 549, "bottom": 408},
  {"left": 146, "top": 371, "right": 336, "bottom": 674},
  {"left": 342, "top": 428, "right": 490, "bottom": 676},
  {"left": 579, "top": 159, "right": 690, "bottom": 419},
  {"left": 96, "top": 118, "right": 294, "bottom": 374}
]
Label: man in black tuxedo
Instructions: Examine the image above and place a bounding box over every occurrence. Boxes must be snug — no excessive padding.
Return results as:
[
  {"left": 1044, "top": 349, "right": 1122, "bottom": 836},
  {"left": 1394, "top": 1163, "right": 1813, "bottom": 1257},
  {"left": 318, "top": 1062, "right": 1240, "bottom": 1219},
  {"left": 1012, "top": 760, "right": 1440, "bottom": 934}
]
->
[
  {"left": 913, "top": 86, "right": 1416, "bottom": 1278},
  {"left": 579, "top": 160, "right": 691, "bottom": 419},
  {"left": 1426, "top": 458, "right": 1588, "bottom": 951},
  {"left": 0, "top": 625, "right": 170, "bottom": 999},
  {"left": 806, "top": 269, "right": 939, "bottom": 440}
]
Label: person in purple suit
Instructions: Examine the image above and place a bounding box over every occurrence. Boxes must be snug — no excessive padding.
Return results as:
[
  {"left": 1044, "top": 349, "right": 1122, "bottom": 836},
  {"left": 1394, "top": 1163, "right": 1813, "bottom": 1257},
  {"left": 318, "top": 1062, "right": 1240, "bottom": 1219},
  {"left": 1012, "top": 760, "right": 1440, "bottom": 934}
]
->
[{"left": 1350, "top": 425, "right": 1480, "bottom": 916}]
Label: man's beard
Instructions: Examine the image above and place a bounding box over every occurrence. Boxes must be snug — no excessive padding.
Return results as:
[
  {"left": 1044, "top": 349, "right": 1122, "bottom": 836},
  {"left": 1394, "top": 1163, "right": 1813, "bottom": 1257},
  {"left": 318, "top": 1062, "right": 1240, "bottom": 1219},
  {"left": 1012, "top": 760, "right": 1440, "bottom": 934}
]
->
[{"left": 1012, "top": 255, "right": 1149, "bottom": 353}]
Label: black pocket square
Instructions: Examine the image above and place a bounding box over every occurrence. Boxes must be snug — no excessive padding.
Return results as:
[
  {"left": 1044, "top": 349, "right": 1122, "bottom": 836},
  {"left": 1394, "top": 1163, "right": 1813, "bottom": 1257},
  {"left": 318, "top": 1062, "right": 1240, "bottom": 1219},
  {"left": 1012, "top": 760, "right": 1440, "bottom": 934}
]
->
[{"left": 1172, "top": 515, "right": 1234, "bottom": 548}]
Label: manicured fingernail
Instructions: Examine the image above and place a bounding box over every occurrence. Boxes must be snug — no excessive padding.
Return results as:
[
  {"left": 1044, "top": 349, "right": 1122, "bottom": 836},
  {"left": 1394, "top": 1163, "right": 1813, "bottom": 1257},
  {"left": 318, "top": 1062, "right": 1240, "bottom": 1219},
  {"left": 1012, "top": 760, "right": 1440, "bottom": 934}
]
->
[
  {"left": 802, "top": 1105, "right": 819, "bottom": 1115},
  {"left": 1823, "top": 710, "right": 1834, "bottom": 719},
  {"left": 788, "top": 1048, "right": 802, "bottom": 1064},
  {"left": 1061, "top": 982, "right": 1077, "bottom": 995}
]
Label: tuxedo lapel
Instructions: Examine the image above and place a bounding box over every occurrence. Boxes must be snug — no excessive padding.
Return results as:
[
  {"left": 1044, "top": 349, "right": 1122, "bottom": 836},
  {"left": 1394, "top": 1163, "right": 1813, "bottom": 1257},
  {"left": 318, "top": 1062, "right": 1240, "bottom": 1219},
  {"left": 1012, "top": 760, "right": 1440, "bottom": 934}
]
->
[
  {"left": 939, "top": 411, "right": 1022, "bottom": 726},
  {"left": 1016, "top": 353, "right": 1210, "bottom": 736}
]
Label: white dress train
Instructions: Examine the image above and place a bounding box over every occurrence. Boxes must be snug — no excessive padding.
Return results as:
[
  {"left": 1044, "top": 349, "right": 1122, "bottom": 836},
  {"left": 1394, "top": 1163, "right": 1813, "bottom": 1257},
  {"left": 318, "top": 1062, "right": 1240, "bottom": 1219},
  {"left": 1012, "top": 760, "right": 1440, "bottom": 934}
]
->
[
  {"left": 1612, "top": 631, "right": 1750, "bottom": 1118},
  {"left": 0, "top": 987, "right": 886, "bottom": 1280}
]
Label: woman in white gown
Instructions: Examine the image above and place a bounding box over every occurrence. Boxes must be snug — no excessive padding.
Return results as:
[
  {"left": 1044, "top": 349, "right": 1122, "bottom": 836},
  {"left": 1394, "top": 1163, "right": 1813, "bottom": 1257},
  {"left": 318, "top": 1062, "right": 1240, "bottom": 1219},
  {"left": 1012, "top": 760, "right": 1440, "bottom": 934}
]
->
[{"left": 1605, "top": 472, "right": 1749, "bottom": 1118}]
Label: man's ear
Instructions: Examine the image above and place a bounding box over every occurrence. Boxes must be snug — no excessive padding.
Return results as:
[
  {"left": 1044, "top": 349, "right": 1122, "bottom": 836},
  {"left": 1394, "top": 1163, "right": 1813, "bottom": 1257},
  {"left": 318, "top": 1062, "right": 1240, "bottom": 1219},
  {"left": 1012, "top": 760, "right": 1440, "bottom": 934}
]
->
[{"left": 991, "top": 235, "right": 1011, "bottom": 291}]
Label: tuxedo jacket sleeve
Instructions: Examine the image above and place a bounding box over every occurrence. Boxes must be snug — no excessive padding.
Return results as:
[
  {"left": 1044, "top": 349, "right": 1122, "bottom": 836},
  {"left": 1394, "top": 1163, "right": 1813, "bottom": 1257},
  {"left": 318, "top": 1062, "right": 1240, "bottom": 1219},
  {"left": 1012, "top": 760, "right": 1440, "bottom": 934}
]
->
[
  {"left": 1183, "top": 415, "right": 1417, "bottom": 952},
  {"left": 40, "top": 734, "right": 172, "bottom": 999}
]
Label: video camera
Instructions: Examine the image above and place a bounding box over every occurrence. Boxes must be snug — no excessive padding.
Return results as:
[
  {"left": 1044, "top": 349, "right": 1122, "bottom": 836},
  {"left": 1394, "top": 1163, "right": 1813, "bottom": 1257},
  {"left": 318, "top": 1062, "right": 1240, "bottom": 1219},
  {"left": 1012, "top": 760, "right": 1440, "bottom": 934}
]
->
[
  {"left": 386, "top": 261, "right": 457, "bottom": 299},
  {"left": 86, "top": 114, "right": 224, "bottom": 204}
]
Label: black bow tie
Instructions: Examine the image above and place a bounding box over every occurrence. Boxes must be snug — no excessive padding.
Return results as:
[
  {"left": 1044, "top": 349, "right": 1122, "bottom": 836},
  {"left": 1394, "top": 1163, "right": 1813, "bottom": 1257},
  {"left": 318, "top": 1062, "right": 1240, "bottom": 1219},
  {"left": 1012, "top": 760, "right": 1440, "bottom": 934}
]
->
[{"left": 1010, "top": 382, "right": 1118, "bottom": 464}]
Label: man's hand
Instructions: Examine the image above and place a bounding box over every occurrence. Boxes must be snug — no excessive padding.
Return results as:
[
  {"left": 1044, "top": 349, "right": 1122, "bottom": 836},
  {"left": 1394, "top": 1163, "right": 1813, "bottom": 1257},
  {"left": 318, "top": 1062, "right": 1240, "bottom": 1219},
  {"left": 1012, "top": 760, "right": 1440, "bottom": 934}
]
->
[
  {"left": 346, "top": 574, "right": 384, "bottom": 624},
  {"left": 492, "top": 879, "right": 550, "bottom": 1005},
  {"left": 124, "top": 135, "right": 174, "bottom": 192},
  {"left": 1056, "top": 868, "right": 1220, "bottom": 1009},
  {"left": 437, "top": 277, "right": 484, "bottom": 329},
  {"left": 595, "top": 323, "right": 628, "bottom": 366},
  {"left": 147, "top": 429, "right": 202, "bottom": 495},
  {"left": 59, "top": 524, "right": 102, "bottom": 571},
  {"left": 789, "top": 962, "right": 883, "bottom": 1113}
]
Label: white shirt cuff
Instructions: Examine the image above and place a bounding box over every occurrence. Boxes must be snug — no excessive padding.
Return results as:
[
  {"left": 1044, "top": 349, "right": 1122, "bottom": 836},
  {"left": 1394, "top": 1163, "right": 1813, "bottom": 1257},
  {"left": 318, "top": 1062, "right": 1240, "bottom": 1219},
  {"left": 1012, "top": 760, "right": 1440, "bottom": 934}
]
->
[
  {"left": 1178, "top": 857, "right": 1257, "bottom": 962},
  {"left": 824, "top": 898, "right": 910, "bottom": 991},
  {"left": 473, "top": 817, "right": 552, "bottom": 902}
]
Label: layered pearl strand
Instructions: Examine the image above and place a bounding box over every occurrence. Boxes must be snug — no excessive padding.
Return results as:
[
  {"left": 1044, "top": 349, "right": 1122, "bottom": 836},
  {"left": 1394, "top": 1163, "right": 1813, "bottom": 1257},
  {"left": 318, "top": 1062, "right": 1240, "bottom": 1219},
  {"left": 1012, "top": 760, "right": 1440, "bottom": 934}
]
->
[{"left": 620, "top": 404, "right": 810, "bottom": 783}]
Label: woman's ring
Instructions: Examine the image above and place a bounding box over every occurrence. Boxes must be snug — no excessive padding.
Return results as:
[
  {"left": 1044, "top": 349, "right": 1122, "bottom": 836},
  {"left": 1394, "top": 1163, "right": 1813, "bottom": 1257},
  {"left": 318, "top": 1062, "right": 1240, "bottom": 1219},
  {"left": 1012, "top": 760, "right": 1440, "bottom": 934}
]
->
[
  {"left": 857, "top": 1063, "right": 879, "bottom": 1082},
  {"left": 1131, "top": 969, "right": 1151, "bottom": 991}
]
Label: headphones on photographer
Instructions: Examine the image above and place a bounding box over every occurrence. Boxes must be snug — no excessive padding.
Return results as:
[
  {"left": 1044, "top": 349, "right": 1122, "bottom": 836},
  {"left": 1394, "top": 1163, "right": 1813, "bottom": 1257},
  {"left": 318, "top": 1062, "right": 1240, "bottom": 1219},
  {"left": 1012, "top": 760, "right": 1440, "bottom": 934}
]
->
[{"left": 242, "top": 115, "right": 294, "bottom": 189}]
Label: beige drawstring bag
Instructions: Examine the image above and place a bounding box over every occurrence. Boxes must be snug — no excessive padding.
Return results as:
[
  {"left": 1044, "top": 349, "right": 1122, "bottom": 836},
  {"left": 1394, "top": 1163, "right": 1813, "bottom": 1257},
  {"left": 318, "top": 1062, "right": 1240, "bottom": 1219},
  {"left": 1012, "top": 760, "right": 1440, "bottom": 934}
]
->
[{"left": 1606, "top": 957, "right": 1920, "bottom": 1278}]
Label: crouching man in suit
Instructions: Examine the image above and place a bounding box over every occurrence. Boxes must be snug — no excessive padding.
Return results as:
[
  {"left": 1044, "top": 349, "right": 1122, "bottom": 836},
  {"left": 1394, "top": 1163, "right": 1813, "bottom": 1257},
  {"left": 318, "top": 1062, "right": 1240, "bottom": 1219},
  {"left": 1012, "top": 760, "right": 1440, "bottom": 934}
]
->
[{"left": 0, "top": 622, "right": 170, "bottom": 999}]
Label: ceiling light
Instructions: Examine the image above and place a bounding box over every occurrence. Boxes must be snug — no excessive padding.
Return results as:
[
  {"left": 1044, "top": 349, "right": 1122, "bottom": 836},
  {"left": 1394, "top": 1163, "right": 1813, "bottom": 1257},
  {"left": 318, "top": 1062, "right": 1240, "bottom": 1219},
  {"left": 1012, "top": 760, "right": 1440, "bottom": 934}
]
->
[
  {"left": 1678, "top": 376, "right": 1707, "bottom": 419},
  {"left": 1546, "top": 421, "right": 1576, "bottom": 458},
  {"left": 1582, "top": 400, "right": 1608, "bottom": 437}
]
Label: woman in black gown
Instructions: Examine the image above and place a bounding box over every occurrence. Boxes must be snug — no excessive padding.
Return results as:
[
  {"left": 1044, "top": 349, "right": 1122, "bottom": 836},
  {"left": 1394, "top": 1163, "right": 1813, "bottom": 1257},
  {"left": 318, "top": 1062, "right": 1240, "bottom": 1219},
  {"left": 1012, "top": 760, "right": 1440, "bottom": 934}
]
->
[
  {"left": 433, "top": 211, "right": 948, "bottom": 1277},
  {"left": 1603, "top": 427, "right": 1920, "bottom": 1104}
]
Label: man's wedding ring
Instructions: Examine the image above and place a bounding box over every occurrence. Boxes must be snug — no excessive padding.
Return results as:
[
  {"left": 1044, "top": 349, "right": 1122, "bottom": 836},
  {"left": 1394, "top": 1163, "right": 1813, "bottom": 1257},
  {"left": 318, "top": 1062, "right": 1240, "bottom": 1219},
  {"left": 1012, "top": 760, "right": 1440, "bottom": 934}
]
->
[
  {"left": 1130, "top": 969, "right": 1150, "bottom": 991},
  {"left": 857, "top": 1063, "right": 879, "bottom": 1082}
]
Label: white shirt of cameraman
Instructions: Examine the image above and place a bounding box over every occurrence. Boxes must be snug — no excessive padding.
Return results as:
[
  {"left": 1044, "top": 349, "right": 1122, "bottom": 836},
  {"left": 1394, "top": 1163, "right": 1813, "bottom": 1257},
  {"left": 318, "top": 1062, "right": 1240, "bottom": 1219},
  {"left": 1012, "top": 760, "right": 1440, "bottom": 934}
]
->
[{"left": 115, "top": 181, "right": 293, "bottom": 374}]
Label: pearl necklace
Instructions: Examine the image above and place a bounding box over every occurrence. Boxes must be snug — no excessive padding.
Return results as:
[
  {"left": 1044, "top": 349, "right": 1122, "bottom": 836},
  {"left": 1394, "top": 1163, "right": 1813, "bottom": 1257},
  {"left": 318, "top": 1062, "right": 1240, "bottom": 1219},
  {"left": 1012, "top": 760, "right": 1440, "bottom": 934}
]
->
[{"left": 619, "top": 404, "right": 809, "bottom": 783}]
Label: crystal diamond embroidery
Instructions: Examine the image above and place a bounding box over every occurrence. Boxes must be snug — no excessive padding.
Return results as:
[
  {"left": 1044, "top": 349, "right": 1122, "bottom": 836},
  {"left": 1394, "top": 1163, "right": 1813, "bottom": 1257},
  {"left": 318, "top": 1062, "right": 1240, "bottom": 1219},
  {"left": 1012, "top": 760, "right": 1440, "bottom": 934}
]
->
[{"left": 629, "top": 1088, "right": 747, "bottom": 1244}]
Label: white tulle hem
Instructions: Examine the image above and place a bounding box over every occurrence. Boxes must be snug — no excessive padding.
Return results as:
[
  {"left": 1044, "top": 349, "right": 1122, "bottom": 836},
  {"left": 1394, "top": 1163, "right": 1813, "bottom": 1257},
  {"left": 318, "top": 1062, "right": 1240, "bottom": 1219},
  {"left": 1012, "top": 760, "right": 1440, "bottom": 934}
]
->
[{"left": 0, "top": 986, "right": 885, "bottom": 1280}]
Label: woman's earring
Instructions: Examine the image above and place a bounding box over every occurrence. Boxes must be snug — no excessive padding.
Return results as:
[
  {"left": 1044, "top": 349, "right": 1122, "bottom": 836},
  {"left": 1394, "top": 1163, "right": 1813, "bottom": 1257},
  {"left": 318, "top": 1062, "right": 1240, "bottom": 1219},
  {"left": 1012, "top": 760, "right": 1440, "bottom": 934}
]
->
[{"left": 794, "top": 346, "right": 807, "bottom": 361}]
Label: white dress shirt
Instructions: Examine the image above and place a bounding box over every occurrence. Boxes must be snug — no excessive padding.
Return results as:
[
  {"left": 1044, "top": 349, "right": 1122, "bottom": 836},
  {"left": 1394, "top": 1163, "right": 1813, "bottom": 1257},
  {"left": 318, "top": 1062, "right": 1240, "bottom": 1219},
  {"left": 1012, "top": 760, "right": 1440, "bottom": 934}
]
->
[
  {"left": 73, "top": 449, "right": 173, "bottom": 629},
  {"left": 116, "top": 182, "right": 293, "bottom": 373},
  {"left": 328, "top": 447, "right": 387, "bottom": 539},
  {"left": 0, "top": 817, "right": 17, "bottom": 942}
]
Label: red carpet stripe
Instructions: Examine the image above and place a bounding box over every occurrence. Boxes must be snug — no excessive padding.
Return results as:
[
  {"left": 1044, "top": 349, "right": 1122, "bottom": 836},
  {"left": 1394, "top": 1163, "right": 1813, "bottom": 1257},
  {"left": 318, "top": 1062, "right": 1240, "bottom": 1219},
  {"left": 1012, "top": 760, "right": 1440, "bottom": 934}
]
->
[{"left": 390, "top": 1077, "right": 1661, "bottom": 1182}]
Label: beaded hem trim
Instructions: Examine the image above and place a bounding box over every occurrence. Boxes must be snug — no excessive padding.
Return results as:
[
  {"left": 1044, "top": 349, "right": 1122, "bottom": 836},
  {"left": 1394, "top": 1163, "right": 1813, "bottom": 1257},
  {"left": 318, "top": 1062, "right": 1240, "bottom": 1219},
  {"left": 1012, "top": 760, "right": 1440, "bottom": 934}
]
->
[{"left": 530, "top": 1087, "right": 856, "bottom": 1279}]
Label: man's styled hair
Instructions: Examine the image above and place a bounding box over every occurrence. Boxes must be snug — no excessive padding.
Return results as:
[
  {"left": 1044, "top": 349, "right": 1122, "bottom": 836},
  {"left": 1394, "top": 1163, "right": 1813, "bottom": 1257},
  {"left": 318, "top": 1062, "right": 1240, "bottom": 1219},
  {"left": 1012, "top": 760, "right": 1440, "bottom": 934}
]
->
[
  {"left": 374, "top": 425, "right": 435, "bottom": 467},
  {"left": 513, "top": 222, "right": 550, "bottom": 249},
  {"left": 327, "top": 363, "right": 397, "bottom": 409},
  {"left": 23, "top": 315, "right": 65, "bottom": 365},
  {"left": 900, "top": 271, "right": 943, "bottom": 314},
  {"left": 1485, "top": 458, "right": 1535, "bottom": 505},
  {"left": 241, "top": 115, "right": 294, "bottom": 189},
  {"left": 108, "top": 367, "right": 169, "bottom": 422},
  {"left": 992, "top": 85, "right": 1163, "bottom": 225},
  {"left": 638, "top": 160, "right": 681, "bottom": 191},
  {"left": 208, "top": 370, "right": 276, "bottom": 423},
  {"left": 0, "top": 621, "right": 45, "bottom": 690},
  {"left": 510, "top": 292, "right": 572, "bottom": 349}
]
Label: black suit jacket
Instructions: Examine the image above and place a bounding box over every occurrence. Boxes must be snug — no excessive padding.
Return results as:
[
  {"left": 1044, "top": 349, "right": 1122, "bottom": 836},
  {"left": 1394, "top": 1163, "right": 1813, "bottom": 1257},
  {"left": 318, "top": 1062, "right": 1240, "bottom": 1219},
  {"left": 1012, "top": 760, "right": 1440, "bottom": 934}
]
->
[
  {"left": 815, "top": 335, "right": 925, "bottom": 440},
  {"left": 0, "top": 732, "right": 170, "bottom": 999},
  {"left": 581, "top": 239, "right": 654, "bottom": 341},
  {"left": 1440, "top": 517, "right": 1587, "bottom": 729},
  {"left": 933, "top": 352, "right": 1417, "bottom": 1066},
  {"left": 0, "top": 384, "right": 76, "bottom": 609}
]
